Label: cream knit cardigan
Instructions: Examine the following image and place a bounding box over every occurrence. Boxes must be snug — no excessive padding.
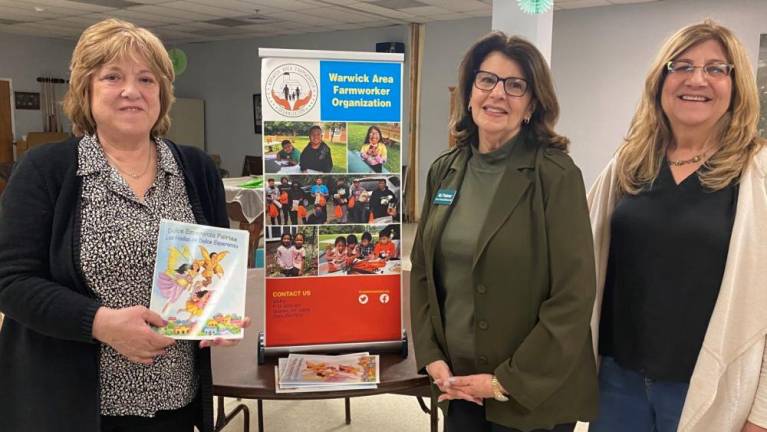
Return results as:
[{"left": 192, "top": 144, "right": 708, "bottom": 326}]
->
[{"left": 587, "top": 147, "right": 767, "bottom": 431}]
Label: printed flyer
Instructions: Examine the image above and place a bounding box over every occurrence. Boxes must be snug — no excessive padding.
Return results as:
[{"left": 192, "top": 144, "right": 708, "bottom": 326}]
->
[
  {"left": 279, "top": 352, "right": 380, "bottom": 386},
  {"left": 275, "top": 353, "right": 379, "bottom": 393}
]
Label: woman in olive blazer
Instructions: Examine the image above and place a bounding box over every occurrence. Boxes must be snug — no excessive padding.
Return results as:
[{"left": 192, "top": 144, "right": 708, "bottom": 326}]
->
[{"left": 410, "top": 32, "right": 598, "bottom": 432}]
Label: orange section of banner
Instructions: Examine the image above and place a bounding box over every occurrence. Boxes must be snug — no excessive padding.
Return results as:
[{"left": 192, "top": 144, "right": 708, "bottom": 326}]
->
[{"left": 266, "top": 274, "right": 401, "bottom": 347}]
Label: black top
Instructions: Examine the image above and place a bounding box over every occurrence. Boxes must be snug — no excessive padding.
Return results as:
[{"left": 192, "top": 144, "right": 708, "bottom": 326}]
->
[
  {"left": 0, "top": 137, "right": 227, "bottom": 432},
  {"left": 370, "top": 187, "right": 397, "bottom": 218},
  {"left": 299, "top": 142, "right": 333, "bottom": 172},
  {"left": 288, "top": 187, "right": 304, "bottom": 204},
  {"left": 599, "top": 161, "right": 738, "bottom": 382}
]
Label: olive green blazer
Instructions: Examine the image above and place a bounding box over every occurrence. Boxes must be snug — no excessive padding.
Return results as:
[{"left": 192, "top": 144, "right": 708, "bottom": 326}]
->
[{"left": 410, "top": 134, "right": 598, "bottom": 430}]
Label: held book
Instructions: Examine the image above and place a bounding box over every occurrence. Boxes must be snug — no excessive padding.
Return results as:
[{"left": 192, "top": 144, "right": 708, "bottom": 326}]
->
[{"left": 149, "top": 219, "right": 248, "bottom": 340}]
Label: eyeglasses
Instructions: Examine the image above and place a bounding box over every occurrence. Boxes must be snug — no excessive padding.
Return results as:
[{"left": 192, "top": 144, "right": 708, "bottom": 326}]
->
[
  {"left": 473, "top": 70, "right": 529, "bottom": 97},
  {"left": 665, "top": 61, "right": 734, "bottom": 79}
]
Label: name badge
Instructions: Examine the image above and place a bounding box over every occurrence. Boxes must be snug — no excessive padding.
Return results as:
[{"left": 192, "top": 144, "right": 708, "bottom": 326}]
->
[{"left": 433, "top": 189, "right": 457, "bottom": 205}]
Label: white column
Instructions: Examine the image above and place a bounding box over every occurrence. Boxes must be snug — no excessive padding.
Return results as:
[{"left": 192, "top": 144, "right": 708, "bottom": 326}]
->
[{"left": 492, "top": 1, "right": 553, "bottom": 65}]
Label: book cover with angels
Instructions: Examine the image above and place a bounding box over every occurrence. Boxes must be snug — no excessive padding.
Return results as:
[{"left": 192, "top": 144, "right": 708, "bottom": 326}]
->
[
  {"left": 279, "top": 352, "right": 380, "bottom": 385},
  {"left": 149, "top": 219, "right": 248, "bottom": 340},
  {"left": 275, "top": 357, "right": 377, "bottom": 393}
]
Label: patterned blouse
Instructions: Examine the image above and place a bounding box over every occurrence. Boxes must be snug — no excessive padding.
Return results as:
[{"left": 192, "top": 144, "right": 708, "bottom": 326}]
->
[{"left": 77, "top": 135, "right": 198, "bottom": 417}]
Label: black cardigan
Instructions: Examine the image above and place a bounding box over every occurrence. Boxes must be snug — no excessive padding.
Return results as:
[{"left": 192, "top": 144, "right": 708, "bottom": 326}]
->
[{"left": 0, "top": 137, "right": 228, "bottom": 432}]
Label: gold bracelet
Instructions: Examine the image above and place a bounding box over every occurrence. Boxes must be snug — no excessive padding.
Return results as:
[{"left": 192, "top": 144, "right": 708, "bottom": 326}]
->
[{"left": 491, "top": 376, "right": 509, "bottom": 402}]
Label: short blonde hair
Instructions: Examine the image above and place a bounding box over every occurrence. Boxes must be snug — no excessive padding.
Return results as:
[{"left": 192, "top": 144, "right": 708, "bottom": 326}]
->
[
  {"left": 616, "top": 19, "right": 765, "bottom": 194},
  {"left": 63, "top": 18, "right": 175, "bottom": 137},
  {"left": 450, "top": 32, "right": 569, "bottom": 151}
]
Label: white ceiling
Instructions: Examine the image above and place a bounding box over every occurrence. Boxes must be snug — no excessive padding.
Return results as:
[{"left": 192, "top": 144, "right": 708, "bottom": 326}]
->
[{"left": 0, "top": 0, "right": 659, "bottom": 44}]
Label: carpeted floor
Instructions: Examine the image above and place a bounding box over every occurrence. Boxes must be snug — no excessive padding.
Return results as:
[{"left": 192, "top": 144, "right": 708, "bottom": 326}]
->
[{"left": 214, "top": 395, "right": 589, "bottom": 432}]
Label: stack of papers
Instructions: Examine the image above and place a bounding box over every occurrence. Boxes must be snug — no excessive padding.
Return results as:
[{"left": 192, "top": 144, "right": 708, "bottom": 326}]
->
[{"left": 275, "top": 352, "right": 380, "bottom": 393}]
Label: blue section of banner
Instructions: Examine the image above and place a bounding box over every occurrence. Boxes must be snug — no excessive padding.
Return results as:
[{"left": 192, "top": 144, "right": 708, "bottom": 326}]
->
[{"left": 320, "top": 61, "right": 401, "bottom": 122}]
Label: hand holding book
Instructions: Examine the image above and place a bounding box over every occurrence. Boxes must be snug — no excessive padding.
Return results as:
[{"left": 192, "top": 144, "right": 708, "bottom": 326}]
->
[
  {"left": 92, "top": 305, "right": 175, "bottom": 365},
  {"left": 199, "top": 316, "right": 252, "bottom": 348}
]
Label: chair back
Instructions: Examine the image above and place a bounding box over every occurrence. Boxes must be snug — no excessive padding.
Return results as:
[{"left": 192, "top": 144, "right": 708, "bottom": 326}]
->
[{"left": 241, "top": 155, "right": 263, "bottom": 176}]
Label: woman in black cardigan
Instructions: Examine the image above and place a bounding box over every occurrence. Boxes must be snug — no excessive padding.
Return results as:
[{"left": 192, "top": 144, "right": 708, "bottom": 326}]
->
[{"left": 0, "top": 18, "right": 247, "bottom": 432}]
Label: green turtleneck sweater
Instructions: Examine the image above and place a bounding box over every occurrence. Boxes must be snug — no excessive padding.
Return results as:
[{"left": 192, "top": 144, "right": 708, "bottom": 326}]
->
[{"left": 434, "top": 134, "right": 519, "bottom": 375}]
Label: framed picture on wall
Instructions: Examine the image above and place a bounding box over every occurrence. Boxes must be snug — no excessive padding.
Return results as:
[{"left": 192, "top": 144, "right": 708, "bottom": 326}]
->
[
  {"left": 15, "top": 91, "right": 40, "bottom": 110},
  {"left": 253, "top": 93, "right": 262, "bottom": 134}
]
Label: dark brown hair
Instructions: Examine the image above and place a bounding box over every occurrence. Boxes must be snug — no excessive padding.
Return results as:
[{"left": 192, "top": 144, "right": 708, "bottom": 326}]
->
[{"left": 450, "top": 31, "right": 569, "bottom": 151}]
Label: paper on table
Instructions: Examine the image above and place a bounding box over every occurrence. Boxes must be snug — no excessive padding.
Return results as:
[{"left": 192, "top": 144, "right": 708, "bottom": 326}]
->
[
  {"left": 279, "top": 352, "right": 380, "bottom": 386},
  {"left": 275, "top": 359, "right": 377, "bottom": 393}
]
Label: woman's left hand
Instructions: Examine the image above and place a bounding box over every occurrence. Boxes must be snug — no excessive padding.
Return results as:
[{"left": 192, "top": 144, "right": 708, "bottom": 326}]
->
[
  {"left": 742, "top": 421, "right": 767, "bottom": 432},
  {"left": 199, "top": 317, "right": 251, "bottom": 348},
  {"left": 438, "top": 373, "right": 496, "bottom": 401}
]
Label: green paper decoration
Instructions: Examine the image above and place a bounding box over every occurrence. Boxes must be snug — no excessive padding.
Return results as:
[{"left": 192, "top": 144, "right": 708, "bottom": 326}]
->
[
  {"left": 167, "top": 48, "right": 187, "bottom": 76},
  {"left": 517, "top": 0, "right": 554, "bottom": 15},
  {"left": 238, "top": 176, "right": 264, "bottom": 189}
]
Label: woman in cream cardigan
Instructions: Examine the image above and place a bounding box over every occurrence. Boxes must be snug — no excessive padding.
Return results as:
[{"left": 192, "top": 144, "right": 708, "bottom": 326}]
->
[{"left": 588, "top": 20, "right": 767, "bottom": 432}]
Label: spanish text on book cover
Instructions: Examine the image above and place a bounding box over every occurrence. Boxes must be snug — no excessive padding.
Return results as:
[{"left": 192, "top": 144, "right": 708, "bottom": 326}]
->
[{"left": 149, "top": 219, "right": 248, "bottom": 340}]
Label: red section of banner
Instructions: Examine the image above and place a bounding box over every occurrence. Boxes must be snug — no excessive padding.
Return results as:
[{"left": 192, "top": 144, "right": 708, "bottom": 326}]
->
[{"left": 265, "top": 274, "right": 401, "bottom": 347}]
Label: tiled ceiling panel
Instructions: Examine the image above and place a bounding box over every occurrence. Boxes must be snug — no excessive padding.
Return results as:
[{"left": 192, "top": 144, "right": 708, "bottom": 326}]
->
[{"left": 0, "top": 0, "right": 659, "bottom": 43}]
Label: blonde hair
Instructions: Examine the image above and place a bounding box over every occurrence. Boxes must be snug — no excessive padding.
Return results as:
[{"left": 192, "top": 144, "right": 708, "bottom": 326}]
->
[
  {"left": 616, "top": 19, "right": 765, "bottom": 194},
  {"left": 450, "top": 32, "right": 569, "bottom": 151},
  {"left": 63, "top": 18, "right": 175, "bottom": 137}
]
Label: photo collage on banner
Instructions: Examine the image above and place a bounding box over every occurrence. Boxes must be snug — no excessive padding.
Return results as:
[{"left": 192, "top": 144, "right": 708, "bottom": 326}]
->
[{"left": 260, "top": 50, "right": 403, "bottom": 348}]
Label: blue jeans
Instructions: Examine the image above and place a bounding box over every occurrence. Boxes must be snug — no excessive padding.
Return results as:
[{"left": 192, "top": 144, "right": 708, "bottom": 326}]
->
[{"left": 589, "top": 356, "right": 689, "bottom": 432}]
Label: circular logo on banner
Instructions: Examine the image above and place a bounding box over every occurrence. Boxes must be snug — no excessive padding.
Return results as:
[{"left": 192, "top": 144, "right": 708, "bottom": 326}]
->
[
  {"left": 379, "top": 293, "right": 390, "bottom": 304},
  {"left": 265, "top": 63, "right": 318, "bottom": 117},
  {"left": 358, "top": 294, "right": 369, "bottom": 305}
]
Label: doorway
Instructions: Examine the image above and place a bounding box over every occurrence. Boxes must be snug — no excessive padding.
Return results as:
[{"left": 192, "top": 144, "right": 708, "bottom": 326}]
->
[{"left": 0, "top": 79, "right": 13, "bottom": 163}]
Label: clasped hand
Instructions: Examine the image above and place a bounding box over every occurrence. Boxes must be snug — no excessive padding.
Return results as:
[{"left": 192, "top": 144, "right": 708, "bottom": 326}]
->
[{"left": 426, "top": 360, "right": 498, "bottom": 405}]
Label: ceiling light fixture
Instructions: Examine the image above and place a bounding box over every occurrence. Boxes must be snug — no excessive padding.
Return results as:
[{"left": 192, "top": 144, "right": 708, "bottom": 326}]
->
[{"left": 517, "top": 0, "right": 553, "bottom": 15}]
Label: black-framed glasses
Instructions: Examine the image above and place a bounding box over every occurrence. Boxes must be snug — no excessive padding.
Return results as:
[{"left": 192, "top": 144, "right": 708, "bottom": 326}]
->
[
  {"left": 665, "top": 61, "right": 734, "bottom": 79},
  {"left": 473, "top": 70, "right": 529, "bottom": 97}
]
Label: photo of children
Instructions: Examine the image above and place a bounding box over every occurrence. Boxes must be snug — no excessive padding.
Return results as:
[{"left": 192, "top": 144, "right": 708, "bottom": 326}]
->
[
  {"left": 347, "top": 123, "right": 400, "bottom": 174},
  {"left": 265, "top": 175, "right": 401, "bottom": 226},
  {"left": 265, "top": 226, "right": 318, "bottom": 278},
  {"left": 318, "top": 225, "right": 401, "bottom": 276},
  {"left": 263, "top": 121, "right": 348, "bottom": 174}
]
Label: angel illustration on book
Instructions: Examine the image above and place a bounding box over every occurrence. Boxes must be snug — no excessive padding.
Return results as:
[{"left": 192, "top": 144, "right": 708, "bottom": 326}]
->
[
  {"left": 156, "top": 246, "right": 201, "bottom": 313},
  {"left": 183, "top": 290, "right": 212, "bottom": 317},
  {"left": 193, "top": 246, "right": 229, "bottom": 287}
]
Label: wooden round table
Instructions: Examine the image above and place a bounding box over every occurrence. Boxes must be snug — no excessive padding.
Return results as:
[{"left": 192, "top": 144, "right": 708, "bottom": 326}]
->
[{"left": 212, "top": 270, "right": 437, "bottom": 432}]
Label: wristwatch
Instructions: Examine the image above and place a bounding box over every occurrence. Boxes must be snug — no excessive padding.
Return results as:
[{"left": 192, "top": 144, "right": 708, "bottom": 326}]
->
[{"left": 491, "top": 376, "right": 509, "bottom": 402}]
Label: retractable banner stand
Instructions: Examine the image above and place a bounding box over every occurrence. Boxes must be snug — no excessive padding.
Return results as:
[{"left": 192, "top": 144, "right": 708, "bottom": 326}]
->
[{"left": 258, "top": 48, "right": 405, "bottom": 362}]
